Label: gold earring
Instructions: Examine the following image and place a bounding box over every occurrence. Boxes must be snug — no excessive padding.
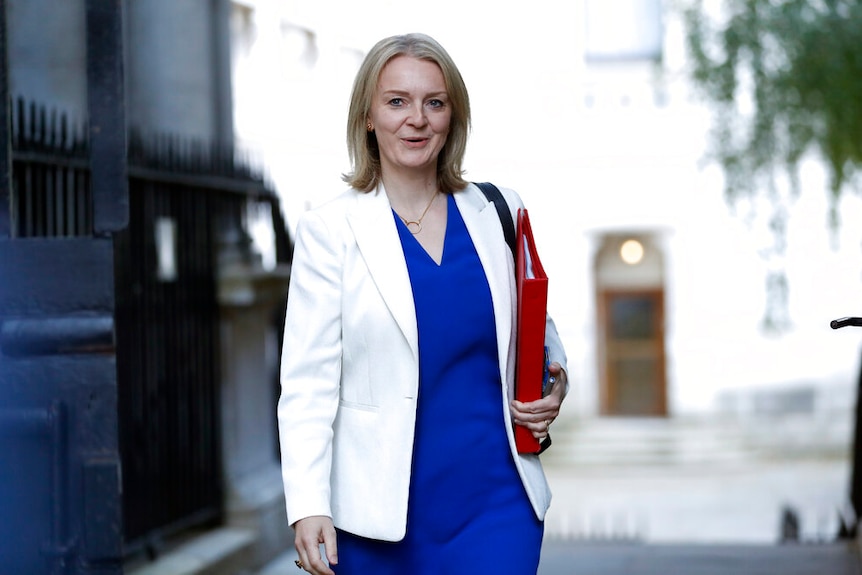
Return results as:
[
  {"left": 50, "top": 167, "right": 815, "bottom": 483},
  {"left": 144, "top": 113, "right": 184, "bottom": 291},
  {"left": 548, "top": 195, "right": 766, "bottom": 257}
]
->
[{"left": 367, "top": 122, "right": 374, "bottom": 132}]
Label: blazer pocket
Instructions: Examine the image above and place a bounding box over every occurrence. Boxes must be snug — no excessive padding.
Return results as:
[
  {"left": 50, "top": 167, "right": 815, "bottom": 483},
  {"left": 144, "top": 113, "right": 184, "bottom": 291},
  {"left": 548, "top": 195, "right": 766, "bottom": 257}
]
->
[
  {"left": 334, "top": 400, "right": 379, "bottom": 444},
  {"left": 337, "top": 398, "right": 380, "bottom": 414}
]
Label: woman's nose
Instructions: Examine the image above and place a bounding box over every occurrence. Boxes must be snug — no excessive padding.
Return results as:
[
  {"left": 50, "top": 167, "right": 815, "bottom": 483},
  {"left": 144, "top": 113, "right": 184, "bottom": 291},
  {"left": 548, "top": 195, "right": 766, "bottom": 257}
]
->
[{"left": 407, "top": 105, "right": 427, "bottom": 126}]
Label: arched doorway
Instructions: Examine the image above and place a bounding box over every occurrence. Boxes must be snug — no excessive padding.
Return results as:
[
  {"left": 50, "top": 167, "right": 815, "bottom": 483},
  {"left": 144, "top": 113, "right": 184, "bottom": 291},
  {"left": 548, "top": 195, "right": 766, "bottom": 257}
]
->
[{"left": 595, "top": 233, "right": 667, "bottom": 416}]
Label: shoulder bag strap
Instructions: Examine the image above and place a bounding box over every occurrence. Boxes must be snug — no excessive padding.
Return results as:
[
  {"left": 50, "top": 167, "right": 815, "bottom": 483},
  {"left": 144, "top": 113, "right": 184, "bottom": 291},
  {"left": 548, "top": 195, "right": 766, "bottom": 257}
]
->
[{"left": 474, "top": 182, "right": 516, "bottom": 262}]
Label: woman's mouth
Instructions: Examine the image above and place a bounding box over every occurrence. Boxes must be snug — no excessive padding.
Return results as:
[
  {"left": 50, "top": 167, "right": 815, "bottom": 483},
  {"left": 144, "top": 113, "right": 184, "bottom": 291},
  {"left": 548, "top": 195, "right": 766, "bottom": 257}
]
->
[{"left": 402, "top": 137, "right": 429, "bottom": 147}]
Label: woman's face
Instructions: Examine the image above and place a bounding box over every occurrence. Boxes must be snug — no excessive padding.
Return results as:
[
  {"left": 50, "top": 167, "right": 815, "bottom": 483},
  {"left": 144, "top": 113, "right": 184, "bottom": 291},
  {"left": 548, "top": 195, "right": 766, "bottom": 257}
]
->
[{"left": 368, "top": 56, "right": 452, "bottom": 182}]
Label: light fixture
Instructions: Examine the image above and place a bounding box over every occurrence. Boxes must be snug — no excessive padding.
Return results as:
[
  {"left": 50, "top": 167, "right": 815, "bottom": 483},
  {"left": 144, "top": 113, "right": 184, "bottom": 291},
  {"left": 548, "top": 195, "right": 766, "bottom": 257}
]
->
[{"left": 620, "top": 239, "right": 644, "bottom": 265}]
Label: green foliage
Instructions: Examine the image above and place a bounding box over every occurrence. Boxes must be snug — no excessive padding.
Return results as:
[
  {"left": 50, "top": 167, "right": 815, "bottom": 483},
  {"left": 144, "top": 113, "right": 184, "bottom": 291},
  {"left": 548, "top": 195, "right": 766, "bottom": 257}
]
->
[
  {"left": 682, "top": 0, "right": 862, "bottom": 332},
  {"left": 683, "top": 0, "right": 862, "bottom": 220}
]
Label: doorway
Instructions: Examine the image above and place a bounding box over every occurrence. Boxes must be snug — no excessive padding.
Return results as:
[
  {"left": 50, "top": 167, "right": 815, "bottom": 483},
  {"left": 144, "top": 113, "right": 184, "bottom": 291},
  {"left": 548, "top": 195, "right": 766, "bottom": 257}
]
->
[{"left": 594, "top": 234, "right": 667, "bottom": 416}]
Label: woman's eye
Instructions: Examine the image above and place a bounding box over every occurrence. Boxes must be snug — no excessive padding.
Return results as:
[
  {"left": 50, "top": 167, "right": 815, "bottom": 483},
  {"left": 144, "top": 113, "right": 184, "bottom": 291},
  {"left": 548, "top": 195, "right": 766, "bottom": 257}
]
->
[
  {"left": 389, "top": 98, "right": 404, "bottom": 107},
  {"left": 428, "top": 99, "right": 444, "bottom": 109}
]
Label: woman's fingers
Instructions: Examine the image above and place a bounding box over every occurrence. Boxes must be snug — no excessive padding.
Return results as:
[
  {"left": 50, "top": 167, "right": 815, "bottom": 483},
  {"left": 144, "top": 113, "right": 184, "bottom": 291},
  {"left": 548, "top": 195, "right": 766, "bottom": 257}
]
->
[
  {"left": 294, "top": 516, "right": 337, "bottom": 575},
  {"left": 511, "top": 363, "right": 566, "bottom": 438}
]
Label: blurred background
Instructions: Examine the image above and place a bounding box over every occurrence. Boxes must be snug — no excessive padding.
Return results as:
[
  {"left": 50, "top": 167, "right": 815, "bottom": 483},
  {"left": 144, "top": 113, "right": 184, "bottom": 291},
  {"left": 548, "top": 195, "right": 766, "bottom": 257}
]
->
[
  {"left": 1, "top": 0, "right": 860, "bottom": 573},
  {"left": 232, "top": 0, "right": 862, "bottom": 546}
]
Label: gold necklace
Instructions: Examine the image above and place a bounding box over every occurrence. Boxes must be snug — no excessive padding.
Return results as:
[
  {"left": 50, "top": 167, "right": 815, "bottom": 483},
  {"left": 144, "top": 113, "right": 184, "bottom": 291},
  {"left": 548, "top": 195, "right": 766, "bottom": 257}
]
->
[{"left": 397, "top": 191, "right": 439, "bottom": 235}]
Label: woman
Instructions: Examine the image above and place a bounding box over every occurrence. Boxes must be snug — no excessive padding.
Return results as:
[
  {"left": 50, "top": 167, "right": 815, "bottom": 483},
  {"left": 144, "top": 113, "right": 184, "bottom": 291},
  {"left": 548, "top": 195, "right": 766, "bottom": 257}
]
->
[{"left": 278, "top": 33, "right": 568, "bottom": 575}]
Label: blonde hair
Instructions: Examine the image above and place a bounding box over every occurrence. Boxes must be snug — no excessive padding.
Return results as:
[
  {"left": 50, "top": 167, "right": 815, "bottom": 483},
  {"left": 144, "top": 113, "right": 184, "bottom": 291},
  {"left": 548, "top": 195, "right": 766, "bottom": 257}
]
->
[{"left": 342, "top": 33, "right": 471, "bottom": 193}]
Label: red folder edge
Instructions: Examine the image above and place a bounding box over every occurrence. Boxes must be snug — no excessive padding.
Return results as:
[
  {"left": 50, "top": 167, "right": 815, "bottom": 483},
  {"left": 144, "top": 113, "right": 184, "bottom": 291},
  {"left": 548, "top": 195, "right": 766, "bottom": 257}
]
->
[{"left": 514, "top": 208, "right": 549, "bottom": 454}]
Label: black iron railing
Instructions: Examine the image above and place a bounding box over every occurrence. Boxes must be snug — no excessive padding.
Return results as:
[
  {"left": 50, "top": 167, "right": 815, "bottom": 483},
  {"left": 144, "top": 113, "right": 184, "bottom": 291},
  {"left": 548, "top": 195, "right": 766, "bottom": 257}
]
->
[
  {"left": 11, "top": 98, "right": 91, "bottom": 237},
  {"left": 10, "top": 97, "right": 291, "bottom": 553}
]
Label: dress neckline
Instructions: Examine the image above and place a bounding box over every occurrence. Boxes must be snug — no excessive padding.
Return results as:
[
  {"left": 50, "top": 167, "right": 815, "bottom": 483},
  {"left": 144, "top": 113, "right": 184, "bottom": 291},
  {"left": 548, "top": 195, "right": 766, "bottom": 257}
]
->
[{"left": 393, "top": 194, "right": 454, "bottom": 267}]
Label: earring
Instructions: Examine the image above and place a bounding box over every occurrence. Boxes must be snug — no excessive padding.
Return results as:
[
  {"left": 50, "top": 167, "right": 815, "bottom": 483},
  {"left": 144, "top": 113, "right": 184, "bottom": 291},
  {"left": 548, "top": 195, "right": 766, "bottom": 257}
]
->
[{"left": 367, "top": 122, "right": 374, "bottom": 132}]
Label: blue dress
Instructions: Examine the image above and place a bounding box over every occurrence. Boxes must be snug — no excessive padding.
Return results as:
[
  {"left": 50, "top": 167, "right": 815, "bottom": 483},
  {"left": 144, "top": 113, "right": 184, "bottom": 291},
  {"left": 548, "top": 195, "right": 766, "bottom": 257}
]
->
[{"left": 333, "top": 194, "right": 543, "bottom": 574}]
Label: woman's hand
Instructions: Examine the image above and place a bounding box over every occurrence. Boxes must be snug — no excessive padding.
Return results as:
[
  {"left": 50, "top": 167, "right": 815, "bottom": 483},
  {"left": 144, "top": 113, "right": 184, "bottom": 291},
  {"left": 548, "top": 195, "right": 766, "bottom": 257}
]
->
[
  {"left": 510, "top": 362, "right": 566, "bottom": 440},
  {"left": 293, "top": 515, "right": 338, "bottom": 575}
]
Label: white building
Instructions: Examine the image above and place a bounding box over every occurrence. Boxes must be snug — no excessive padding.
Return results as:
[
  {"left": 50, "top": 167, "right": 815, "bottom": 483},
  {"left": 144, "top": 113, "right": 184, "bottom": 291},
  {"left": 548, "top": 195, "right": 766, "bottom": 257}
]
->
[{"left": 231, "top": 0, "right": 862, "bottom": 441}]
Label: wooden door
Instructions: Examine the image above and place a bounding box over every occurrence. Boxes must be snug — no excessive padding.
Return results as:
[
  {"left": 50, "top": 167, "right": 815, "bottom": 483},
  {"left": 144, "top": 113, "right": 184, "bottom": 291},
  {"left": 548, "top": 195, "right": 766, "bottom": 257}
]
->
[{"left": 599, "top": 289, "right": 667, "bottom": 416}]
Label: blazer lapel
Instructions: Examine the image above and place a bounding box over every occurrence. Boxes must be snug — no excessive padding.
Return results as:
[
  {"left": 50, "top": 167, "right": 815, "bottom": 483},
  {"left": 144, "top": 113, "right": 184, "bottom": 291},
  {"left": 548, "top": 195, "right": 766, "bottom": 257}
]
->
[
  {"left": 455, "top": 187, "right": 516, "bottom": 387},
  {"left": 347, "top": 186, "right": 419, "bottom": 360}
]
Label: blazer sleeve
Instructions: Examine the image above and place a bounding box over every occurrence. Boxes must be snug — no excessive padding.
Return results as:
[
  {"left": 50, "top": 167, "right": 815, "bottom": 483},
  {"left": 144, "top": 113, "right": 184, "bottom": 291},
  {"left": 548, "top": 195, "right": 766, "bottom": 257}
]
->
[{"left": 277, "top": 208, "right": 343, "bottom": 526}]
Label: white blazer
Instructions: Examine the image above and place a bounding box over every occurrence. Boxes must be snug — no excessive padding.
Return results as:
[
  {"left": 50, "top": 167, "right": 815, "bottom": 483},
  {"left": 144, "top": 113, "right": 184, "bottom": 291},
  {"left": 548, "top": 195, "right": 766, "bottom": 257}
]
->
[{"left": 277, "top": 182, "right": 567, "bottom": 542}]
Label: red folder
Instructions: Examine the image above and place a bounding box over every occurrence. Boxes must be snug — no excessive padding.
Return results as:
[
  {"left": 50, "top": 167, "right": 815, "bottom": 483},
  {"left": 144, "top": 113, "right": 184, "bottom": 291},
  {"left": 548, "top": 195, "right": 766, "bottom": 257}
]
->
[{"left": 514, "top": 208, "right": 549, "bottom": 454}]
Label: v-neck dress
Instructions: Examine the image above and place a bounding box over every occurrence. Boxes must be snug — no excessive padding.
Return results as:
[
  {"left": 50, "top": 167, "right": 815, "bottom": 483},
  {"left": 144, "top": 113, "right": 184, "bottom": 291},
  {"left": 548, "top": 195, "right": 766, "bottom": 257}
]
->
[{"left": 333, "top": 194, "right": 543, "bottom": 574}]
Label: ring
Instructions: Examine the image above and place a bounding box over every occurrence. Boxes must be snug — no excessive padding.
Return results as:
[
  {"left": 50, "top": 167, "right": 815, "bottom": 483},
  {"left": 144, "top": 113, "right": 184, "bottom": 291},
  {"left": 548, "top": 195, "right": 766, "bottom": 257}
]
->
[
  {"left": 545, "top": 419, "right": 552, "bottom": 429},
  {"left": 295, "top": 559, "right": 304, "bottom": 570}
]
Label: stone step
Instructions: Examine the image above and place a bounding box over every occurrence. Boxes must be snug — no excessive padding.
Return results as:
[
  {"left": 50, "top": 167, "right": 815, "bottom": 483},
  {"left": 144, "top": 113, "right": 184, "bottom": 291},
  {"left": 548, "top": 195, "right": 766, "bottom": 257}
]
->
[
  {"left": 125, "top": 528, "right": 256, "bottom": 575},
  {"left": 541, "top": 417, "right": 795, "bottom": 467}
]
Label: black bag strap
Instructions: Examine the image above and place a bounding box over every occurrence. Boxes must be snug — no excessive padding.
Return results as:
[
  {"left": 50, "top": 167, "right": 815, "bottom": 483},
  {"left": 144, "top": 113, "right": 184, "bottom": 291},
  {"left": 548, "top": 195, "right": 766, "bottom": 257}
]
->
[{"left": 474, "top": 182, "right": 517, "bottom": 262}]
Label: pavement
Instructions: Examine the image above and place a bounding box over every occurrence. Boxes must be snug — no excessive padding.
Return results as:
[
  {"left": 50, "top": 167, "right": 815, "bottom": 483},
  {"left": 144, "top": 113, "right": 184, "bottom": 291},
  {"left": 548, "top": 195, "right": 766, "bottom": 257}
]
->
[
  {"left": 258, "top": 415, "right": 862, "bottom": 574},
  {"left": 258, "top": 456, "right": 861, "bottom": 574},
  {"left": 260, "top": 537, "right": 861, "bottom": 575},
  {"left": 537, "top": 540, "right": 860, "bottom": 575},
  {"left": 542, "top": 458, "right": 852, "bottom": 544}
]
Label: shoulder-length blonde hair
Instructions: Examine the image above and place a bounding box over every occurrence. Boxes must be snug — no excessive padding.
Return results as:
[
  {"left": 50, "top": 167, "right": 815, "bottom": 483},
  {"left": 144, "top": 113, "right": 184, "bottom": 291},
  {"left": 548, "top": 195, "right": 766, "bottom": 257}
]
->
[{"left": 342, "top": 33, "right": 471, "bottom": 193}]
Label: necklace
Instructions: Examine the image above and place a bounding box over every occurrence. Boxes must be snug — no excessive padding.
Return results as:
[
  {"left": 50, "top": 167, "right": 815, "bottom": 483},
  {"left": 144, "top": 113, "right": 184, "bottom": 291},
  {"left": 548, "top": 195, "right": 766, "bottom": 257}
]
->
[{"left": 396, "top": 191, "right": 439, "bottom": 235}]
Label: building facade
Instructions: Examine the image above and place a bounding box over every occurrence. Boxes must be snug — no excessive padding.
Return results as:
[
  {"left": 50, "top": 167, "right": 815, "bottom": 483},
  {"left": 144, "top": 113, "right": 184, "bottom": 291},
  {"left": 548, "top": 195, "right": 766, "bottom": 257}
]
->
[
  {"left": 4, "top": 0, "right": 293, "bottom": 571},
  {"left": 233, "top": 0, "right": 862, "bottom": 441}
]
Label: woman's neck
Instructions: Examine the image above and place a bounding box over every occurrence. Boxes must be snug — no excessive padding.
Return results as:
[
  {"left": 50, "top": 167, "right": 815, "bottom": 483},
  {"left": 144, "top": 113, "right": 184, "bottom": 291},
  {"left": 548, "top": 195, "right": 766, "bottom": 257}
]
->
[{"left": 382, "top": 173, "right": 440, "bottom": 211}]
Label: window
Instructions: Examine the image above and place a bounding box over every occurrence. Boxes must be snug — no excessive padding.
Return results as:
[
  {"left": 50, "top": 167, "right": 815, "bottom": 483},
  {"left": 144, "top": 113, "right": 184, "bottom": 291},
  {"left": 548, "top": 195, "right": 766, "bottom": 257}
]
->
[{"left": 584, "top": 0, "right": 663, "bottom": 62}]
